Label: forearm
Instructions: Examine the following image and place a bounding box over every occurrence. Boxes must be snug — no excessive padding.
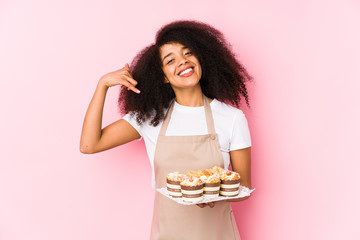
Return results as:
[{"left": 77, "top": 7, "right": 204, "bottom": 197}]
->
[
  {"left": 80, "top": 80, "right": 108, "bottom": 153},
  {"left": 227, "top": 147, "right": 252, "bottom": 202},
  {"left": 239, "top": 171, "right": 251, "bottom": 189}
]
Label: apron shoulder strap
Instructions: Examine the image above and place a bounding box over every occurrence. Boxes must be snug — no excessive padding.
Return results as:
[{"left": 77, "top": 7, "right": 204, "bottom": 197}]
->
[
  {"left": 159, "top": 99, "right": 175, "bottom": 136},
  {"left": 203, "top": 95, "right": 216, "bottom": 135}
]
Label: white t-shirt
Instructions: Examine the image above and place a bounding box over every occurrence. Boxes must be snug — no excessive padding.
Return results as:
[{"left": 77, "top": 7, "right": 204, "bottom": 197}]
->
[{"left": 123, "top": 99, "right": 251, "bottom": 188}]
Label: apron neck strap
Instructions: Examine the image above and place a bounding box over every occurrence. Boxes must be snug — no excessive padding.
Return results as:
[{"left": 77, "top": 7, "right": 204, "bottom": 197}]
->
[{"left": 159, "top": 95, "right": 216, "bottom": 136}]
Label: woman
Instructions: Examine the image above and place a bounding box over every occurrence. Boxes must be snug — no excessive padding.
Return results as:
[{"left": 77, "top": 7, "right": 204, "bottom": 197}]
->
[{"left": 80, "top": 20, "right": 252, "bottom": 239}]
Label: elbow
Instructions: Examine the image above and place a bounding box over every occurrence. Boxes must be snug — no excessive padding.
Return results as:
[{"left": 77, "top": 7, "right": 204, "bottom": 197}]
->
[{"left": 79, "top": 144, "right": 95, "bottom": 154}]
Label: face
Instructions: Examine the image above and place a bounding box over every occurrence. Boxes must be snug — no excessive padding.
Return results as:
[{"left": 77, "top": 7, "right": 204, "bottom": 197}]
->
[{"left": 159, "top": 42, "right": 202, "bottom": 91}]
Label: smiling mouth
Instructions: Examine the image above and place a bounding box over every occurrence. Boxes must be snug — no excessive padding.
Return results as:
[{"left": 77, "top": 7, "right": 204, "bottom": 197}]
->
[{"left": 179, "top": 67, "right": 194, "bottom": 76}]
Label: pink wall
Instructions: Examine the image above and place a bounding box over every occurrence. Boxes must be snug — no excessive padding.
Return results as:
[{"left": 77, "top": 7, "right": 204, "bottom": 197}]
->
[{"left": 1, "top": 0, "right": 359, "bottom": 239}]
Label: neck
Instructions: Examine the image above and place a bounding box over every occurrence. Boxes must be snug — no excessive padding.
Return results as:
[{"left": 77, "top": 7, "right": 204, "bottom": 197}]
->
[{"left": 173, "top": 85, "right": 204, "bottom": 107}]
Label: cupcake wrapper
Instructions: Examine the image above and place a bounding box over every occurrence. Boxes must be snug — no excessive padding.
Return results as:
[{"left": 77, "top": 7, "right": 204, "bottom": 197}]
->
[
  {"left": 181, "top": 184, "right": 204, "bottom": 190},
  {"left": 220, "top": 190, "right": 240, "bottom": 197},
  {"left": 182, "top": 193, "right": 203, "bottom": 198},
  {"left": 220, "top": 187, "right": 239, "bottom": 192},
  {"left": 182, "top": 196, "right": 204, "bottom": 202},
  {"left": 204, "top": 182, "right": 220, "bottom": 187},
  {"left": 167, "top": 179, "right": 181, "bottom": 185},
  {"left": 221, "top": 179, "right": 240, "bottom": 184},
  {"left": 203, "top": 190, "right": 219, "bottom": 194},
  {"left": 167, "top": 187, "right": 181, "bottom": 193}
]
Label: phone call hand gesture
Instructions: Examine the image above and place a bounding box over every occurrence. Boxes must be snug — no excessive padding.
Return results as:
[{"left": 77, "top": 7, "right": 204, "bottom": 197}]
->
[{"left": 100, "top": 63, "right": 140, "bottom": 94}]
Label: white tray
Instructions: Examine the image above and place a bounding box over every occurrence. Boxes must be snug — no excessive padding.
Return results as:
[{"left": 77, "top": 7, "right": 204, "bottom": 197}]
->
[{"left": 156, "top": 186, "right": 255, "bottom": 205}]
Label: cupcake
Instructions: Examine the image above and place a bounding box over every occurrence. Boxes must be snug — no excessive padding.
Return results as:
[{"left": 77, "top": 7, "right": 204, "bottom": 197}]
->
[
  {"left": 166, "top": 172, "right": 187, "bottom": 198},
  {"left": 180, "top": 176, "right": 204, "bottom": 202},
  {"left": 220, "top": 171, "right": 241, "bottom": 197},
  {"left": 187, "top": 170, "right": 201, "bottom": 178},
  {"left": 188, "top": 169, "right": 212, "bottom": 178},
  {"left": 200, "top": 174, "right": 221, "bottom": 198},
  {"left": 208, "top": 166, "right": 226, "bottom": 175},
  {"left": 198, "top": 169, "right": 212, "bottom": 177}
]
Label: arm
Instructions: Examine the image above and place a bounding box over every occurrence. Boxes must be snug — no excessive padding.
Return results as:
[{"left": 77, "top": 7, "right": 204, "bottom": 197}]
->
[
  {"left": 80, "top": 64, "right": 141, "bottom": 154},
  {"left": 225, "top": 147, "right": 251, "bottom": 202}
]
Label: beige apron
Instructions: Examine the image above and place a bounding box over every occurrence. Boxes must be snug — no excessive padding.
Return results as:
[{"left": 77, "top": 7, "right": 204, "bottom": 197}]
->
[{"left": 150, "top": 95, "right": 241, "bottom": 240}]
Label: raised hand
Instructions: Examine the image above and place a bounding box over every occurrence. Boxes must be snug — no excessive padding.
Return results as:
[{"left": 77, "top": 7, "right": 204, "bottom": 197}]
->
[{"left": 100, "top": 63, "right": 140, "bottom": 94}]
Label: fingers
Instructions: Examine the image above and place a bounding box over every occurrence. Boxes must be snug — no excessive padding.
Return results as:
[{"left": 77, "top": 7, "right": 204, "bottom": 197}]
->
[
  {"left": 123, "top": 75, "right": 137, "bottom": 86},
  {"left": 124, "top": 63, "right": 134, "bottom": 78},
  {"left": 208, "top": 202, "right": 216, "bottom": 208},
  {"left": 130, "top": 87, "right": 141, "bottom": 94},
  {"left": 120, "top": 78, "right": 140, "bottom": 94},
  {"left": 196, "top": 202, "right": 216, "bottom": 208},
  {"left": 118, "top": 64, "right": 140, "bottom": 94}
]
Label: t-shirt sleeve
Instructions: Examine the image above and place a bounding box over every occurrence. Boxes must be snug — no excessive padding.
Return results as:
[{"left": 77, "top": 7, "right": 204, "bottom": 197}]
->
[
  {"left": 122, "top": 113, "right": 143, "bottom": 140},
  {"left": 229, "top": 110, "right": 252, "bottom": 151}
]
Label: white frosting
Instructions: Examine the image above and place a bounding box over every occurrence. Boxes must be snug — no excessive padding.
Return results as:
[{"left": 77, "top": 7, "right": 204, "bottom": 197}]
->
[
  {"left": 221, "top": 171, "right": 240, "bottom": 181},
  {"left": 180, "top": 176, "right": 203, "bottom": 186},
  {"left": 167, "top": 172, "right": 187, "bottom": 181},
  {"left": 200, "top": 175, "right": 207, "bottom": 182},
  {"left": 200, "top": 174, "right": 220, "bottom": 183}
]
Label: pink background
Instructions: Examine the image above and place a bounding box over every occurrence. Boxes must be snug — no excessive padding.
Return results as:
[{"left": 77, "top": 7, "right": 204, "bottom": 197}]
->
[{"left": 1, "top": 0, "right": 359, "bottom": 239}]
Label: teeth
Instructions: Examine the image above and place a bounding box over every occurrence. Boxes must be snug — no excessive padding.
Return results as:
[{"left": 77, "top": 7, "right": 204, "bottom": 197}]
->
[{"left": 179, "top": 68, "right": 192, "bottom": 76}]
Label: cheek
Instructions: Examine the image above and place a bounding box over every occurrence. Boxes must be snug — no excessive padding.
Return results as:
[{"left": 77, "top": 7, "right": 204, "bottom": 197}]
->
[
  {"left": 192, "top": 58, "right": 202, "bottom": 73},
  {"left": 162, "top": 68, "right": 172, "bottom": 81},
  {"left": 197, "top": 65, "right": 202, "bottom": 77},
  {"left": 163, "top": 66, "right": 174, "bottom": 77}
]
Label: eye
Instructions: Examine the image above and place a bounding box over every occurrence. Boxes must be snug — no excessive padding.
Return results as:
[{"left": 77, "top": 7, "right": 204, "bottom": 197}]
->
[
  {"left": 166, "top": 59, "right": 174, "bottom": 65},
  {"left": 184, "top": 51, "right": 192, "bottom": 56}
]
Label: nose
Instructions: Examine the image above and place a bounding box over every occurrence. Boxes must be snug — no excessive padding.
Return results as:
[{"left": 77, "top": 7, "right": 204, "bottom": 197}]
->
[{"left": 178, "top": 55, "right": 188, "bottom": 66}]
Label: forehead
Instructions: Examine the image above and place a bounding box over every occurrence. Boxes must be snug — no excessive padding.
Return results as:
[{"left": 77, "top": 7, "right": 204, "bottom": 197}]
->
[{"left": 159, "top": 42, "right": 188, "bottom": 57}]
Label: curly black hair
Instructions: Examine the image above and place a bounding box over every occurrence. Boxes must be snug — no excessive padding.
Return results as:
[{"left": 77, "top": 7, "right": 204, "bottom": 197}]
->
[{"left": 118, "top": 20, "right": 252, "bottom": 126}]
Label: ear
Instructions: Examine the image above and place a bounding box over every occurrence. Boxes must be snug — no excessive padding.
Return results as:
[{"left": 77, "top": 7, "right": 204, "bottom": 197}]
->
[{"left": 164, "top": 76, "right": 170, "bottom": 83}]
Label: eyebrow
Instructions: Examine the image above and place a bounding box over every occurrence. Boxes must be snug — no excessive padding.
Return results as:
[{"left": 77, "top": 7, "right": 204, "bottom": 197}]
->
[{"left": 162, "top": 46, "right": 189, "bottom": 62}]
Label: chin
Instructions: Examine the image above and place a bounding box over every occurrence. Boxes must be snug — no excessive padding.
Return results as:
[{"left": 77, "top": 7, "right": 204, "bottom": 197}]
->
[{"left": 172, "top": 82, "right": 201, "bottom": 90}]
